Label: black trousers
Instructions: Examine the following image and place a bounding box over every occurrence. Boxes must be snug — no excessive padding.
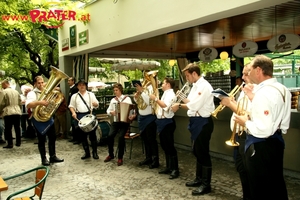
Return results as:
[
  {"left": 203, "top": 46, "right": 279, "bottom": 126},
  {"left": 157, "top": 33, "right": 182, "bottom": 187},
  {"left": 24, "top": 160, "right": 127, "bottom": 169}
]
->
[
  {"left": 192, "top": 116, "right": 214, "bottom": 167},
  {"left": 4, "top": 115, "right": 21, "bottom": 145},
  {"left": 159, "top": 119, "right": 177, "bottom": 157},
  {"left": 107, "top": 122, "right": 129, "bottom": 159},
  {"left": 141, "top": 120, "right": 158, "bottom": 159},
  {"left": 234, "top": 136, "right": 251, "bottom": 199},
  {"left": 78, "top": 127, "right": 97, "bottom": 144},
  {"left": 36, "top": 124, "right": 57, "bottom": 158},
  {"left": 245, "top": 138, "right": 288, "bottom": 200}
]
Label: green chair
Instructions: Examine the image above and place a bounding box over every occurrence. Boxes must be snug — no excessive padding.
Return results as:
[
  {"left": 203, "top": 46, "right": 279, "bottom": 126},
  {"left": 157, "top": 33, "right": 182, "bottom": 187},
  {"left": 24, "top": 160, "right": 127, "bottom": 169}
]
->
[{"left": 3, "top": 166, "right": 49, "bottom": 200}]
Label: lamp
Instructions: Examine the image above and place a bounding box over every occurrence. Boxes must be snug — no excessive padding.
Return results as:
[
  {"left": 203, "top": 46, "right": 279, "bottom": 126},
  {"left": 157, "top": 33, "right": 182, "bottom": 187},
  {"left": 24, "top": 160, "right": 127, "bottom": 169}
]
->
[
  {"left": 169, "top": 59, "right": 175, "bottom": 67},
  {"left": 220, "top": 36, "right": 228, "bottom": 60},
  {"left": 169, "top": 47, "right": 176, "bottom": 67}
]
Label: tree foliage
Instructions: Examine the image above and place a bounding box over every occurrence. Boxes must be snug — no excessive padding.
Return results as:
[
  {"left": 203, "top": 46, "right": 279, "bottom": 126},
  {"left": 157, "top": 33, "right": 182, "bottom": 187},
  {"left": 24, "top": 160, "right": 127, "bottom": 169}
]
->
[{"left": 0, "top": 0, "right": 89, "bottom": 85}]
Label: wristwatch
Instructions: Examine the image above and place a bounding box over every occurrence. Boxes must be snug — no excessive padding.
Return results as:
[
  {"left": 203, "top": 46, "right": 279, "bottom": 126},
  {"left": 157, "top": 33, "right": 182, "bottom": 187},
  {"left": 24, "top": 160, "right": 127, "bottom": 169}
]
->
[
  {"left": 155, "top": 97, "right": 158, "bottom": 102},
  {"left": 179, "top": 103, "right": 181, "bottom": 108}
]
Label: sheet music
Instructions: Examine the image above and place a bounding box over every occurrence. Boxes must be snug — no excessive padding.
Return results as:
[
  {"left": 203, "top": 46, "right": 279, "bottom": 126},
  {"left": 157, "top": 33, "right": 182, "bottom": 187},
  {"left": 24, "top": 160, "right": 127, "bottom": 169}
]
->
[{"left": 212, "top": 88, "right": 229, "bottom": 99}]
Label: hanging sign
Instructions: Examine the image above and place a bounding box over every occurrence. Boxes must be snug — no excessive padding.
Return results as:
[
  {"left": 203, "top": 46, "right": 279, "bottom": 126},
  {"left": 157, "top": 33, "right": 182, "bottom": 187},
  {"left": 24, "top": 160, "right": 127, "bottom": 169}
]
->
[
  {"left": 232, "top": 40, "right": 258, "bottom": 58},
  {"left": 198, "top": 47, "right": 218, "bottom": 62},
  {"left": 267, "top": 33, "right": 300, "bottom": 53}
]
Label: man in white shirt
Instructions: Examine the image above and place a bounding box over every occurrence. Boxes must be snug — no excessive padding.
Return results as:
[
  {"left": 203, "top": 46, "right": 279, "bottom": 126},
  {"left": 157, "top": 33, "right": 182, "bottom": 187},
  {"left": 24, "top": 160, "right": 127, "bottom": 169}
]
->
[
  {"left": 220, "top": 64, "right": 252, "bottom": 200},
  {"left": 26, "top": 76, "right": 64, "bottom": 166},
  {"left": 150, "top": 77, "right": 179, "bottom": 179},
  {"left": 172, "top": 63, "right": 215, "bottom": 196},
  {"left": 234, "top": 55, "right": 291, "bottom": 200},
  {"left": 134, "top": 71, "right": 159, "bottom": 169},
  {"left": 105, "top": 83, "right": 135, "bottom": 166},
  {"left": 69, "top": 79, "right": 99, "bottom": 160}
]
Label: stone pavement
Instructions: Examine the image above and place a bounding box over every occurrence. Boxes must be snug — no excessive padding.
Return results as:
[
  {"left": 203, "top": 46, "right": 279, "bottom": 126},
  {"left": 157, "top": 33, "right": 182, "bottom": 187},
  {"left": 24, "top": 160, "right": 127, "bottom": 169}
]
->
[{"left": 1, "top": 137, "right": 300, "bottom": 200}]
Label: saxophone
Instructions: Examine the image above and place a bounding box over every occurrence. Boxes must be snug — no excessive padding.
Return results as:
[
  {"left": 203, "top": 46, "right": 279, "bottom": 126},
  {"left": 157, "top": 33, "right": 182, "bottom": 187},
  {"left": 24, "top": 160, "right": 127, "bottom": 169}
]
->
[{"left": 32, "top": 66, "right": 69, "bottom": 122}]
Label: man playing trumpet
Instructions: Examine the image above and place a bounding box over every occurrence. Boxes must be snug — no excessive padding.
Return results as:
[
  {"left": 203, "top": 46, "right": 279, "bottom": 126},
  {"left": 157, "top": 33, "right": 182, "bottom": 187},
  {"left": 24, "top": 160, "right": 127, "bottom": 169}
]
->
[
  {"left": 220, "top": 64, "right": 253, "bottom": 200},
  {"left": 171, "top": 63, "right": 215, "bottom": 196}
]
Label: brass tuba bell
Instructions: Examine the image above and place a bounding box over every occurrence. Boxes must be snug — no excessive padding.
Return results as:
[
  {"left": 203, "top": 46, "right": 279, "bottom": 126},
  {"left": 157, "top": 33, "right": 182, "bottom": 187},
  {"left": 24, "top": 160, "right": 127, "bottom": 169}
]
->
[
  {"left": 32, "top": 66, "right": 69, "bottom": 122},
  {"left": 136, "top": 70, "right": 159, "bottom": 114}
]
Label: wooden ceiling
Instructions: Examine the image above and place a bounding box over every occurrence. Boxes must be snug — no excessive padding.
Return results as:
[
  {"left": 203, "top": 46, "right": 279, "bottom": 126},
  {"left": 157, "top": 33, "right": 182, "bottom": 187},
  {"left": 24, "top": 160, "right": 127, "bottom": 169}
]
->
[{"left": 90, "top": 0, "right": 300, "bottom": 60}]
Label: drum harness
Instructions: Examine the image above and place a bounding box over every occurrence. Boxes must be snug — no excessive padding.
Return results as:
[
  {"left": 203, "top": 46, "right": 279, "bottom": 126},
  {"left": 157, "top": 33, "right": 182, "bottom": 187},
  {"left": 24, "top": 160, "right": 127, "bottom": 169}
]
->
[{"left": 76, "top": 92, "right": 92, "bottom": 114}]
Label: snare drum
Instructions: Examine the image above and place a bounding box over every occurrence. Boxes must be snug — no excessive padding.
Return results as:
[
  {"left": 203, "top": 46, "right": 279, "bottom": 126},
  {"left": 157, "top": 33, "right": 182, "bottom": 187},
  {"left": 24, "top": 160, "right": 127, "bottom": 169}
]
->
[{"left": 79, "top": 114, "right": 98, "bottom": 132}]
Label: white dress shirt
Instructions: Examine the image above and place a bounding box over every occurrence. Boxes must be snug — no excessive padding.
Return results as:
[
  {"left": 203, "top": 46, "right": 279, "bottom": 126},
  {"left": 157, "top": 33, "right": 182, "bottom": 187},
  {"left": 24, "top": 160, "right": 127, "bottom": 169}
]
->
[
  {"left": 25, "top": 88, "right": 41, "bottom": 112},
  {"left": 106, "top": 95, "right": 133, "bottom": 122},
  {"left": 134, "top": 85, "right": 153, "bottom": 116},
  {"left": 245, "top": 78, "right": 291, "bottom": 138},
  {"left": 186, "top": 77, "right": 215, "bottom": 117},
  {"left": 68, "top": 91, "right": 99, "bottom": 113},
  {"left": 156, "top": 89, "right": 175, "bottom": 119}
]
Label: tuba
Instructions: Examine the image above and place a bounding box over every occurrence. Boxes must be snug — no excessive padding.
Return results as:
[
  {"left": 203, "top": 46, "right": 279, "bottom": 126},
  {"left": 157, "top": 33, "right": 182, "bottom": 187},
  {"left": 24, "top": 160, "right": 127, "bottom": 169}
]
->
[
  {"left": 211, "top": 84, "right": 243, "bottom": 119},
  {"left": 32, "top": 66, "right": 69, "bottom": 122},
  {"left": 136, "top": 71, "right": 152, "bottom": 110},
  {"left": 136, "top": 70, "right": 159, "bottom": 115},
  {"left": 225, "top": 95, "right": 248, "bottom": 146}
]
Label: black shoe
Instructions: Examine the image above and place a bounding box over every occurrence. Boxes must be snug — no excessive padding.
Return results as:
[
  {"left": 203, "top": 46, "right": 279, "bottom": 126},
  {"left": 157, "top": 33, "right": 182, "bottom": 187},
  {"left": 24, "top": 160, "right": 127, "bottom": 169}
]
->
[
  {"left": 68, "top": 139, "right": 75, "bottom": 142},
  {"left": 73, "top": 141, "right": 81, "bottom": 145},
  {"left": 169, "top": 170, "right": 179, "bottom": 179},
  {"left": 92, "top": 152, "right": 99, "bottom": 159},
  {"left": 139, "top": 158, "right": 152, "bottom": 166},
  {"left": 0, "top": 140, "right": 6, "bottom": 144},
  {"left": 158, "top": 168, "right": 171, "bottom": 174},
  {"left": 3, "top": 145, "right": 13, "bottom": 149},
  {"left": 50, "top": 156, "right": 64, "bottom": 163},
  {"left": 192, "top": 184, "right": 211, "bottom": 196},
  {"left": 149, "top": 161, "right": 159, "bottom": 169},
  {"left": 186, "top": 178, "right": 202, "bottom": 187},
  {"left": 81, "top": 153, "right": 91, "bottom": 160},
  {"left": 42, "top": 158, "right": 50, "bottom": 166},
  {"left": 16, "top": 143, "right": 21, "bottom": 147}
]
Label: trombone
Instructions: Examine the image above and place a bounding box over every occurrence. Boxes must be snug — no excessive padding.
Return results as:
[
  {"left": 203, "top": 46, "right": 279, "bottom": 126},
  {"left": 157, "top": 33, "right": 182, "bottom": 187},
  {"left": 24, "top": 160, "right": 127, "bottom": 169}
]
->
[
  {"left": 225, "top": 96, "right": 248, "bottom": 146},
  {"left": 211, "top": 84, "right": 243, "bottom": 119}
]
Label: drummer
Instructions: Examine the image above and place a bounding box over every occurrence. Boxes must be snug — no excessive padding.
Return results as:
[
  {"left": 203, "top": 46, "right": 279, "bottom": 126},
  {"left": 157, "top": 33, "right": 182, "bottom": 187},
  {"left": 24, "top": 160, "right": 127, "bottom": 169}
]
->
[
  {"left": 69, "top": 79, "right": 99, "bottom": 160},
  {"left": 104, "top": 83, "right": 136, "bottom": 166}
]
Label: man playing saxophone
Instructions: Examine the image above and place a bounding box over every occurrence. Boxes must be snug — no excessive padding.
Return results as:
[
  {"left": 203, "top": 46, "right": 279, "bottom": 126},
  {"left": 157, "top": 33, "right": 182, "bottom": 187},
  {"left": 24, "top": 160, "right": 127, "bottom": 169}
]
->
[
  {"left": 134, "top": 70, "right": 159, "bottom": 169},
  {"left": 220, "top": 64, "right": 253, "bottom": 200},
  {"left": 26, "top": 76, "right": 64, "bottom": 166}
]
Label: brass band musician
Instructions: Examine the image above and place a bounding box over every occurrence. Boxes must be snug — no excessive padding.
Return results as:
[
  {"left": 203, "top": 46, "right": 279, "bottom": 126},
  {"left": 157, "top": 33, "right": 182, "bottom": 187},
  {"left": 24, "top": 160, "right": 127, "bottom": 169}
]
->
[
  {"left": 105, "top": 83, "right": 136, "bottom": 166},
  {"left": 171, "top": 63, "right": 214, "bottom": 196},
  {"left": 69, "top": 79, "right": 99, "bottom": 160},
  {"left": 234, "top": 55, "right": 291, "bottom": 200},
  {"left": 149, "top": 77, "right": 179, "bottom": 179},
  {"left": 220, "top": 64, "right": 252, "bottom": 200},
  {"left": 26, "top": 76, "right": 64, "bottom": 166},
  {"left": 134, "top": 71, "right": 159, "bottom": 169}
]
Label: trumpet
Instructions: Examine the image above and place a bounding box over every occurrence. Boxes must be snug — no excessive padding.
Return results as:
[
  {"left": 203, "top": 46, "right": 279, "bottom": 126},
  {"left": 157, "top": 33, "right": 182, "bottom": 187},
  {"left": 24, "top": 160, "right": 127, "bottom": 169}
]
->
[
  {"left": 225, "top": 95, "right": 248, "bottom": 146},
  {"left": 168, "top": 82, "right": 191, "bottom": 111},
  {"left": 211, "top": 84, "right": 243, "bottom": 119}
]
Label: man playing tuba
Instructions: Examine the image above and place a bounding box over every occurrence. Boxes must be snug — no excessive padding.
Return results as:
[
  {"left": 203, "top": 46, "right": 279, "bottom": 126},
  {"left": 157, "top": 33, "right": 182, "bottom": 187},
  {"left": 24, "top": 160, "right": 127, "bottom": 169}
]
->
[
  {"left": 133, "top": 70, "right": 159, "bottom": 169},
  {"left": 26, "top": 76, "right": 64, "bottom": 166}
]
